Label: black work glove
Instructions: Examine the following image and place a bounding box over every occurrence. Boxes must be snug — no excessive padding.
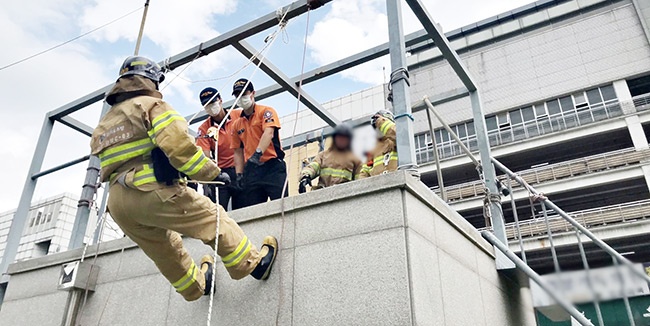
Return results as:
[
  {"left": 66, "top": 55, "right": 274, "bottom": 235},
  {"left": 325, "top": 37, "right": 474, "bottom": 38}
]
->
[
  {"left": 370, "top": 114, "right": 379, "bottom": 129},
  {"left": 232, "top": 173, "right": 245, "bottom": 192},
  {"left": 299, "top": 175, "right": 311, "bottom": 194},
  {"left": 247, "top": 151, "right": 264, "bottom": 167},
  {"left": 214, "top": 172, "right": 231, "bottom": 187}
]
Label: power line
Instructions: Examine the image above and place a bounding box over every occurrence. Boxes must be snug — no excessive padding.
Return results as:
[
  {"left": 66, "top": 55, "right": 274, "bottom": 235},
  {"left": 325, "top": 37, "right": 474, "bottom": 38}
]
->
[{"left": 0, "top": 7, "right": 143, "bottom": 72}]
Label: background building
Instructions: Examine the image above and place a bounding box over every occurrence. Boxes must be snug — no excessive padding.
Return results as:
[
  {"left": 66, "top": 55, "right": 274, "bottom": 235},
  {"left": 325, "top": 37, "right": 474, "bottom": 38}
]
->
[
  {"left": 0, "top": 193, "right": 121, "bottom": 264},
  {"left": 280, "top": 0, "right": 650, "bottom": 321}
]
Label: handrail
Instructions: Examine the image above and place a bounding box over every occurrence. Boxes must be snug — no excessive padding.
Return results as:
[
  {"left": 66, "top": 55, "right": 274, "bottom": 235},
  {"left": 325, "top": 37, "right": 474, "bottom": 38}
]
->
[
  {"left": 482, "top": 231, "right": 594, "bottom": 326},
  {"left": 435, "top": 147, "right": 648, "bottom": 201},
  {"left": 491, "top": 158, "right": 650, "bottom": 285}
]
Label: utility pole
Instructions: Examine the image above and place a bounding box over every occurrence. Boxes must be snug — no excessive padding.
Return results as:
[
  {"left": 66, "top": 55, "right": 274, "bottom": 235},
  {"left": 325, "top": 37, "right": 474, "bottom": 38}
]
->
[{"left": 134, "top": 0, "right": 151, "bottom": 55}]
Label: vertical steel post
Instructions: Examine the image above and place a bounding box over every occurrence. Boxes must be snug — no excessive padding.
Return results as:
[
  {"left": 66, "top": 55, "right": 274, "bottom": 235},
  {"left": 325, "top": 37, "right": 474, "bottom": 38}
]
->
[
  {"left": 0, "top": 116, "right": 55, "bottom": 301},
  {"left": 425, "top": 108, "right": 446, "bottom": 200},
  {"left": 471, "top": 91, "right": 512, "bottom": 269},
  {"left": 69, "top": 103, "right": 110, "bottom": 249},
  {"left": 386, "top": 0, "right": 417, "bottom": 170}
]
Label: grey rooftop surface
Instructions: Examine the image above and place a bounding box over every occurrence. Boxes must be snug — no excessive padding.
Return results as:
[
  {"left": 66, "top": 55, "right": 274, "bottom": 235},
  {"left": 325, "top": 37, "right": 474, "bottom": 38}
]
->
[{"left": 0, "top": 171, "right": 534, "bottom": 326}]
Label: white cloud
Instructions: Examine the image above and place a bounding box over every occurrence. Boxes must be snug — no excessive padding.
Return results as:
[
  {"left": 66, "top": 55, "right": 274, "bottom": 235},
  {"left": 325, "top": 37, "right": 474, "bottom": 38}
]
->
[{"left": 307, "top": 0, "right": 535, "bottom": 85}]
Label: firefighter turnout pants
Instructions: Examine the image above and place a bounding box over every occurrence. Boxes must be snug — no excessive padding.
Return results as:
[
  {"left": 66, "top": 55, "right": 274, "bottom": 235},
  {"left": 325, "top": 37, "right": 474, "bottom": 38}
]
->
[{"left": 108, "top": 182, "right": 262, "bottom": 301}]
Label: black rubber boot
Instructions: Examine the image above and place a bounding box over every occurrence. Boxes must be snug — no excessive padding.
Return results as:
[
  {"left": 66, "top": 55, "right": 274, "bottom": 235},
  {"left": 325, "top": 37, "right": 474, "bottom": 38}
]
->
[
  {"left": 250, "top": 236, "right": 278, "bottom": 280},
  {"left": 201, "top": 255, "right": 215, "bottom": 295}
]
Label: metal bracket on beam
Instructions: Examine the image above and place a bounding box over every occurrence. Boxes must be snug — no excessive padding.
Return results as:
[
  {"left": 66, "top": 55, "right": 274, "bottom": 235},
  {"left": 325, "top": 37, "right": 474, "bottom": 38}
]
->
[{"left": 233, "top": 40, "right": 340, "bottom": 127}]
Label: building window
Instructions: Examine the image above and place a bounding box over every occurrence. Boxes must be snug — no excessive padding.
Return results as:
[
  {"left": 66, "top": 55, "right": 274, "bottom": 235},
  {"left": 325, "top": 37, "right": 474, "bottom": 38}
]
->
[
  {"left": 33, "top": 240, "right": 51, "bottom": 258},
  {"left": 415, "top": 84, "right": 622, "bottom": 163}
]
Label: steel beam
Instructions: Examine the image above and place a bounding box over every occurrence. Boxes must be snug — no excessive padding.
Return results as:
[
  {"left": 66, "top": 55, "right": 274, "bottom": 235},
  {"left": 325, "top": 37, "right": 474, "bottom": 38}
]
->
[
  {"left": 404, "top": 0, "right": 478, "bottom": 92},
  {"left": 233, "top": 40, "right": 340, "bottom": 127},
  {"left": 0, "top": 117, "right": 54, "bottom": 288},
  {"left": 386, "top": 0, "right": 417, "bottom": 169},
  {"left": 47, "top": 0, "right": 331, "bottom": 121},
  {"left": 68, "top": 103, "right": 110, "bottom": 249},
  {"left": 32, "top": 155, "right": 91, "bottom": 180},
  {"left": 281, "top": 88, "right": 469, "bottom": 150},
  {"left": 58, "top": 116, "right": 94, "bottom": 137},
  {"left": 186, "top": 30, "right": 431, "bottom": 125}
]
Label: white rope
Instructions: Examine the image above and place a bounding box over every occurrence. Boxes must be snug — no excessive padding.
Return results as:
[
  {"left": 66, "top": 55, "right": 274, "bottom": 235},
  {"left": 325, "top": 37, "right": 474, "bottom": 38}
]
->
[
  {"left": 206, "top": 8, "right": 290, "bottom": 326},
  {"left": 275, "top": 7, "right": 311, "bottom": 326}
]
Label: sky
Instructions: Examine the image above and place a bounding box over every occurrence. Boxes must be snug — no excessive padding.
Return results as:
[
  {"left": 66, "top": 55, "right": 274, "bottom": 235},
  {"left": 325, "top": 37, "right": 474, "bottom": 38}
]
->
[{"left": 0, "top": 0, "right": 534, "bottom": 212}]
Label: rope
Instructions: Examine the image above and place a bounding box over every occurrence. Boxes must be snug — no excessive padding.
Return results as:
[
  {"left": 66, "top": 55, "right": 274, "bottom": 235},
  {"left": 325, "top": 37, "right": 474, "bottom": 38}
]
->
[
  {"left": 206, "top": 8, "right": 290, "bottom": 326},
  {"left": 276, "top": 7, "right": 311, "bottom": 326},
  {"left": 0, "top": 7, "right": 143, "bottom": 72}
]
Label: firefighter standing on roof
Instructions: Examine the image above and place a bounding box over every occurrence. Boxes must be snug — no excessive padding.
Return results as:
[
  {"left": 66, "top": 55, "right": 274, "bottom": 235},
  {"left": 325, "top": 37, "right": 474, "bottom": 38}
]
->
[
  {"left": 230, "top": 78, "right": 288, "bottom": 207},
  {"left": 359, "top": 110, "right": 398, "bottom": 178},
  {"left": 90, "top": 57, "right": 278, "bottom": 302},
  {"left": 299, "top": 124, "right": 363, "bottom": 193},
  {"left": 196, "top": 87, "right": 244, "bottom": 210}
]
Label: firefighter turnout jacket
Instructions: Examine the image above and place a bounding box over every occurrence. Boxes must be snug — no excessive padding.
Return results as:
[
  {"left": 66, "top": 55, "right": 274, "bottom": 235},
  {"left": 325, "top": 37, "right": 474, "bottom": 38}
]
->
[
  {"left": 301, "top": 145, "right": 363, "bottom": 189},
  {"left": 91, "top": 76, "right": 265, "bottom": 302},
  {"left": 359, "top": 116, "right": 398, "bottom": 178}
]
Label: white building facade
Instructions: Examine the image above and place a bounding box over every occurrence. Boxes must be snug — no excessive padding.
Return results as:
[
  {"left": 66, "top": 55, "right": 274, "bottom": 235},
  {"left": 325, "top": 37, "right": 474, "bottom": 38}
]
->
[{"left": 281, "top": 0, "right": 650, "bottom": 274}]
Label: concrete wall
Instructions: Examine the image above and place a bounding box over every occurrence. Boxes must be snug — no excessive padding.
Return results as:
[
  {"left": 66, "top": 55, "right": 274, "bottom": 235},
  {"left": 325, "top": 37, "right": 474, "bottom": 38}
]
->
[{"left": 0, "top": 172, "right": 535, "bottom": 326}]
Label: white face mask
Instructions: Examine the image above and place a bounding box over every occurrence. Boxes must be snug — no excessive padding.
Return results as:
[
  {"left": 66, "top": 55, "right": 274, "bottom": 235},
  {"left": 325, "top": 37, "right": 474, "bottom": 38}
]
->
[
  {"left": 237, "top": 94, "right": 254, "bottom": 110},
  {"left": 204, "top": 102, "right": 222, "bottom": 116}
]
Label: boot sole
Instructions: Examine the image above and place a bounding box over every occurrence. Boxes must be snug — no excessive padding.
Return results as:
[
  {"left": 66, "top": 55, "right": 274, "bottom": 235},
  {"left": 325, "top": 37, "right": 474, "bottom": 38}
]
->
[{"left": 261, "top": 238, "right": 278, "bottom": 280}]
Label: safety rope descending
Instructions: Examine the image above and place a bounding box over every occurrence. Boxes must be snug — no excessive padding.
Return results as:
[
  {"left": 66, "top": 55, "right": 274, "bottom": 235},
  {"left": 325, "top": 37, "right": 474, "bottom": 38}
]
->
[
  {"left": 275, "top": 6, "right": 312, "bottom": 326},
  {"left": 205, "top": 8, "right": 291, "bottom": 326}
]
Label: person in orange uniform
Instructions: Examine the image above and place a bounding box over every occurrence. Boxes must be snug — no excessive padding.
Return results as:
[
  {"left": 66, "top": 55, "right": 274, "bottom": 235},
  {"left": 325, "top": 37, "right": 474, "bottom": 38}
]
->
[
  {"left": 195, "top": 87, "right": 244, "bottom": 210},
  {"left": 230, "top": 78, "right": 287, "bottom": 207}
]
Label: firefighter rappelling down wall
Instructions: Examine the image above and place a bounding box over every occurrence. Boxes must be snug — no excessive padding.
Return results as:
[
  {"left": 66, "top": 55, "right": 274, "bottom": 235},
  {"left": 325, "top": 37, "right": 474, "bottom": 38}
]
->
[{"left": 90, "top": 57, "right": 278, "bottom": 301}]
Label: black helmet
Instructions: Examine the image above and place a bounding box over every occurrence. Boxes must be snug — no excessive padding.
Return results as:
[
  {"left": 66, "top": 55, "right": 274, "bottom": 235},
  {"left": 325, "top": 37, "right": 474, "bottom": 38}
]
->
[
  {"left": 332, "top": 124, "right": 353, "bottom": 139},
  {"left": 374, "top": 109, "right": 394, "bottom": 122},
  {"left": 118, "top": 56, "right": 165, "bottom": 83}
]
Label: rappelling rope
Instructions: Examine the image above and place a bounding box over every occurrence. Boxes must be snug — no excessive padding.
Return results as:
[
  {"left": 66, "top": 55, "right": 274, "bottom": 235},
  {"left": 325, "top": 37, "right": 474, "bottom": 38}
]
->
[
  {"left": 275, "top": 6, "right": 312, "bottom": 326},
  {"left": 205, "top": 8, "right": 290, "bottom": 326}
]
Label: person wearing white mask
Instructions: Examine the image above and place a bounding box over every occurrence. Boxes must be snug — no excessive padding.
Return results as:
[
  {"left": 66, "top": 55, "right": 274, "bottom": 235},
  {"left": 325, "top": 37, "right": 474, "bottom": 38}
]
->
[
  {"left": 195, "top": 87, "right": 244, "bottom": 210},
  {"left": 229, "top": 78, "right": 287, "bottom": 207}
]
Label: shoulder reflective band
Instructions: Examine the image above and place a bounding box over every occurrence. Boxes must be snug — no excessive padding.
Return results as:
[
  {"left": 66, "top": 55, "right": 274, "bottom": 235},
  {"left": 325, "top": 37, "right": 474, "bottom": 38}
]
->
[
  {"left": 149, "top": 110, "right": 185, "bottom": 139},
  {"left": 172, "top": 262, "right": 199, "bottom": 293},
  {"left": 133, "top": 164, "right": 157, "bottom": 186},
  {"left": 222, "top": 236, "right": 252, "bottom": 268},
  {"left": 308, "top": 161, "right": 321, "bottom": 175},
  {"left": 379, "top": 120, "right": 395, "bottom": 136},
  {"left": 373, "top": 151, "right": 398, "bottom": 167},
  {"left": 178, "top": 150, "right": 210, "bottom": 176},
  {"left": 99, "top": 138, "right": 155, "bottom": 168},
  {"left": 320, "top": 167, "right": 353, "bottom": 180}
]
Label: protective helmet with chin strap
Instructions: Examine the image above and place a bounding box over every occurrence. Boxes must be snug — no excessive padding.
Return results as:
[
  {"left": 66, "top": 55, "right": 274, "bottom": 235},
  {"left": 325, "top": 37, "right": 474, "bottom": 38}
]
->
[
  {"left": 118, "top": 56, "right": 165, "bottom": 83},
  {"left": 371, "top": 109, "right": 395, "bottom": 127}
]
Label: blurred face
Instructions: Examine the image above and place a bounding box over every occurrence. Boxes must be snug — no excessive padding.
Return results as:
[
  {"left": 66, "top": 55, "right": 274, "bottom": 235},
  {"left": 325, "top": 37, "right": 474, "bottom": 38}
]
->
[{"left": 334, "top": 134, "right": 351, "bottom": 150}]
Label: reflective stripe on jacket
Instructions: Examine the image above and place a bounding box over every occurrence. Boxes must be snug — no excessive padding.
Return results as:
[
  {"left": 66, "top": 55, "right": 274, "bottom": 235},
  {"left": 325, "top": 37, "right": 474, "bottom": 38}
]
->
[
  {"left": 301, "top": 146, "right": 362, "bottom": 189},
  {"left": 359, "top": 117, "right": 398, "bottom": 178},
  {"left": 91, "top": 79, "right": 220, "bottom": 191}
]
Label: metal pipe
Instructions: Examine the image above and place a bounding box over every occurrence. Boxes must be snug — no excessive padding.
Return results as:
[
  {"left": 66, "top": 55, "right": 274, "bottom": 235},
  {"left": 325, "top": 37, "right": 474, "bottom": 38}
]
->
[
  {"left": 423, "top": 96, "right": 479, "bottom": 167},
  {"left": 31, "top": 155, "right": 91, "bottom": 180},
  {"left": 386, "top": 0, "right": 417, "bottom": 170},
  {"left": 492, "top": 157, "right": 650, "bottom": 284},
  {"left": 69, "top": 103, "right": 110, "bottom": 249},
  {"left": 506, "top": 174, "right": 526, "bottom": 263},
  {"left": 576, "top": 230, "right": 604, "bottom": 326},
  {"left": 613, "top": 257, "right": 637, "bottom": 326},
  {"left": 134, "top": 0, "right": 150, "bottom": 55},
  {"left": 425, "top": 107, "right": 446, "bottom": 201},
  {"left": 541, "top": 201, "right": 561, "bottom": 273},
  {"left": 0, "top": 117, "right": 54, "bottom": 294},
  {"left": 481, "top": 231, "right": 595, "bottom": 326}
]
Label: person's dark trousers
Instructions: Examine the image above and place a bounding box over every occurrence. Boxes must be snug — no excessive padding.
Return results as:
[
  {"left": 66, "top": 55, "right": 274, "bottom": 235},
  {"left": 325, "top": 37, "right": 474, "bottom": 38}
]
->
[
  {"left": 241, "top": 158, "right": 288, "bottom": 208},
  {"left": 215, "top": 167, "right": 245, "bottom": 210}
]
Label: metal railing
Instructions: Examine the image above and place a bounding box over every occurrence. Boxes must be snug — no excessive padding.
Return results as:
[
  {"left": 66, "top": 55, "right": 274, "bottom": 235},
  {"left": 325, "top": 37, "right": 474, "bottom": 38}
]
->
[
  {"left": 435, "top": 147, "right": 650, "bottom": 202},
  {"left": 634, "top": 92, "right": 650, "bottom": 111},
  {"left": 481, "top": 199, "right": 650, "bottom": 240}
]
